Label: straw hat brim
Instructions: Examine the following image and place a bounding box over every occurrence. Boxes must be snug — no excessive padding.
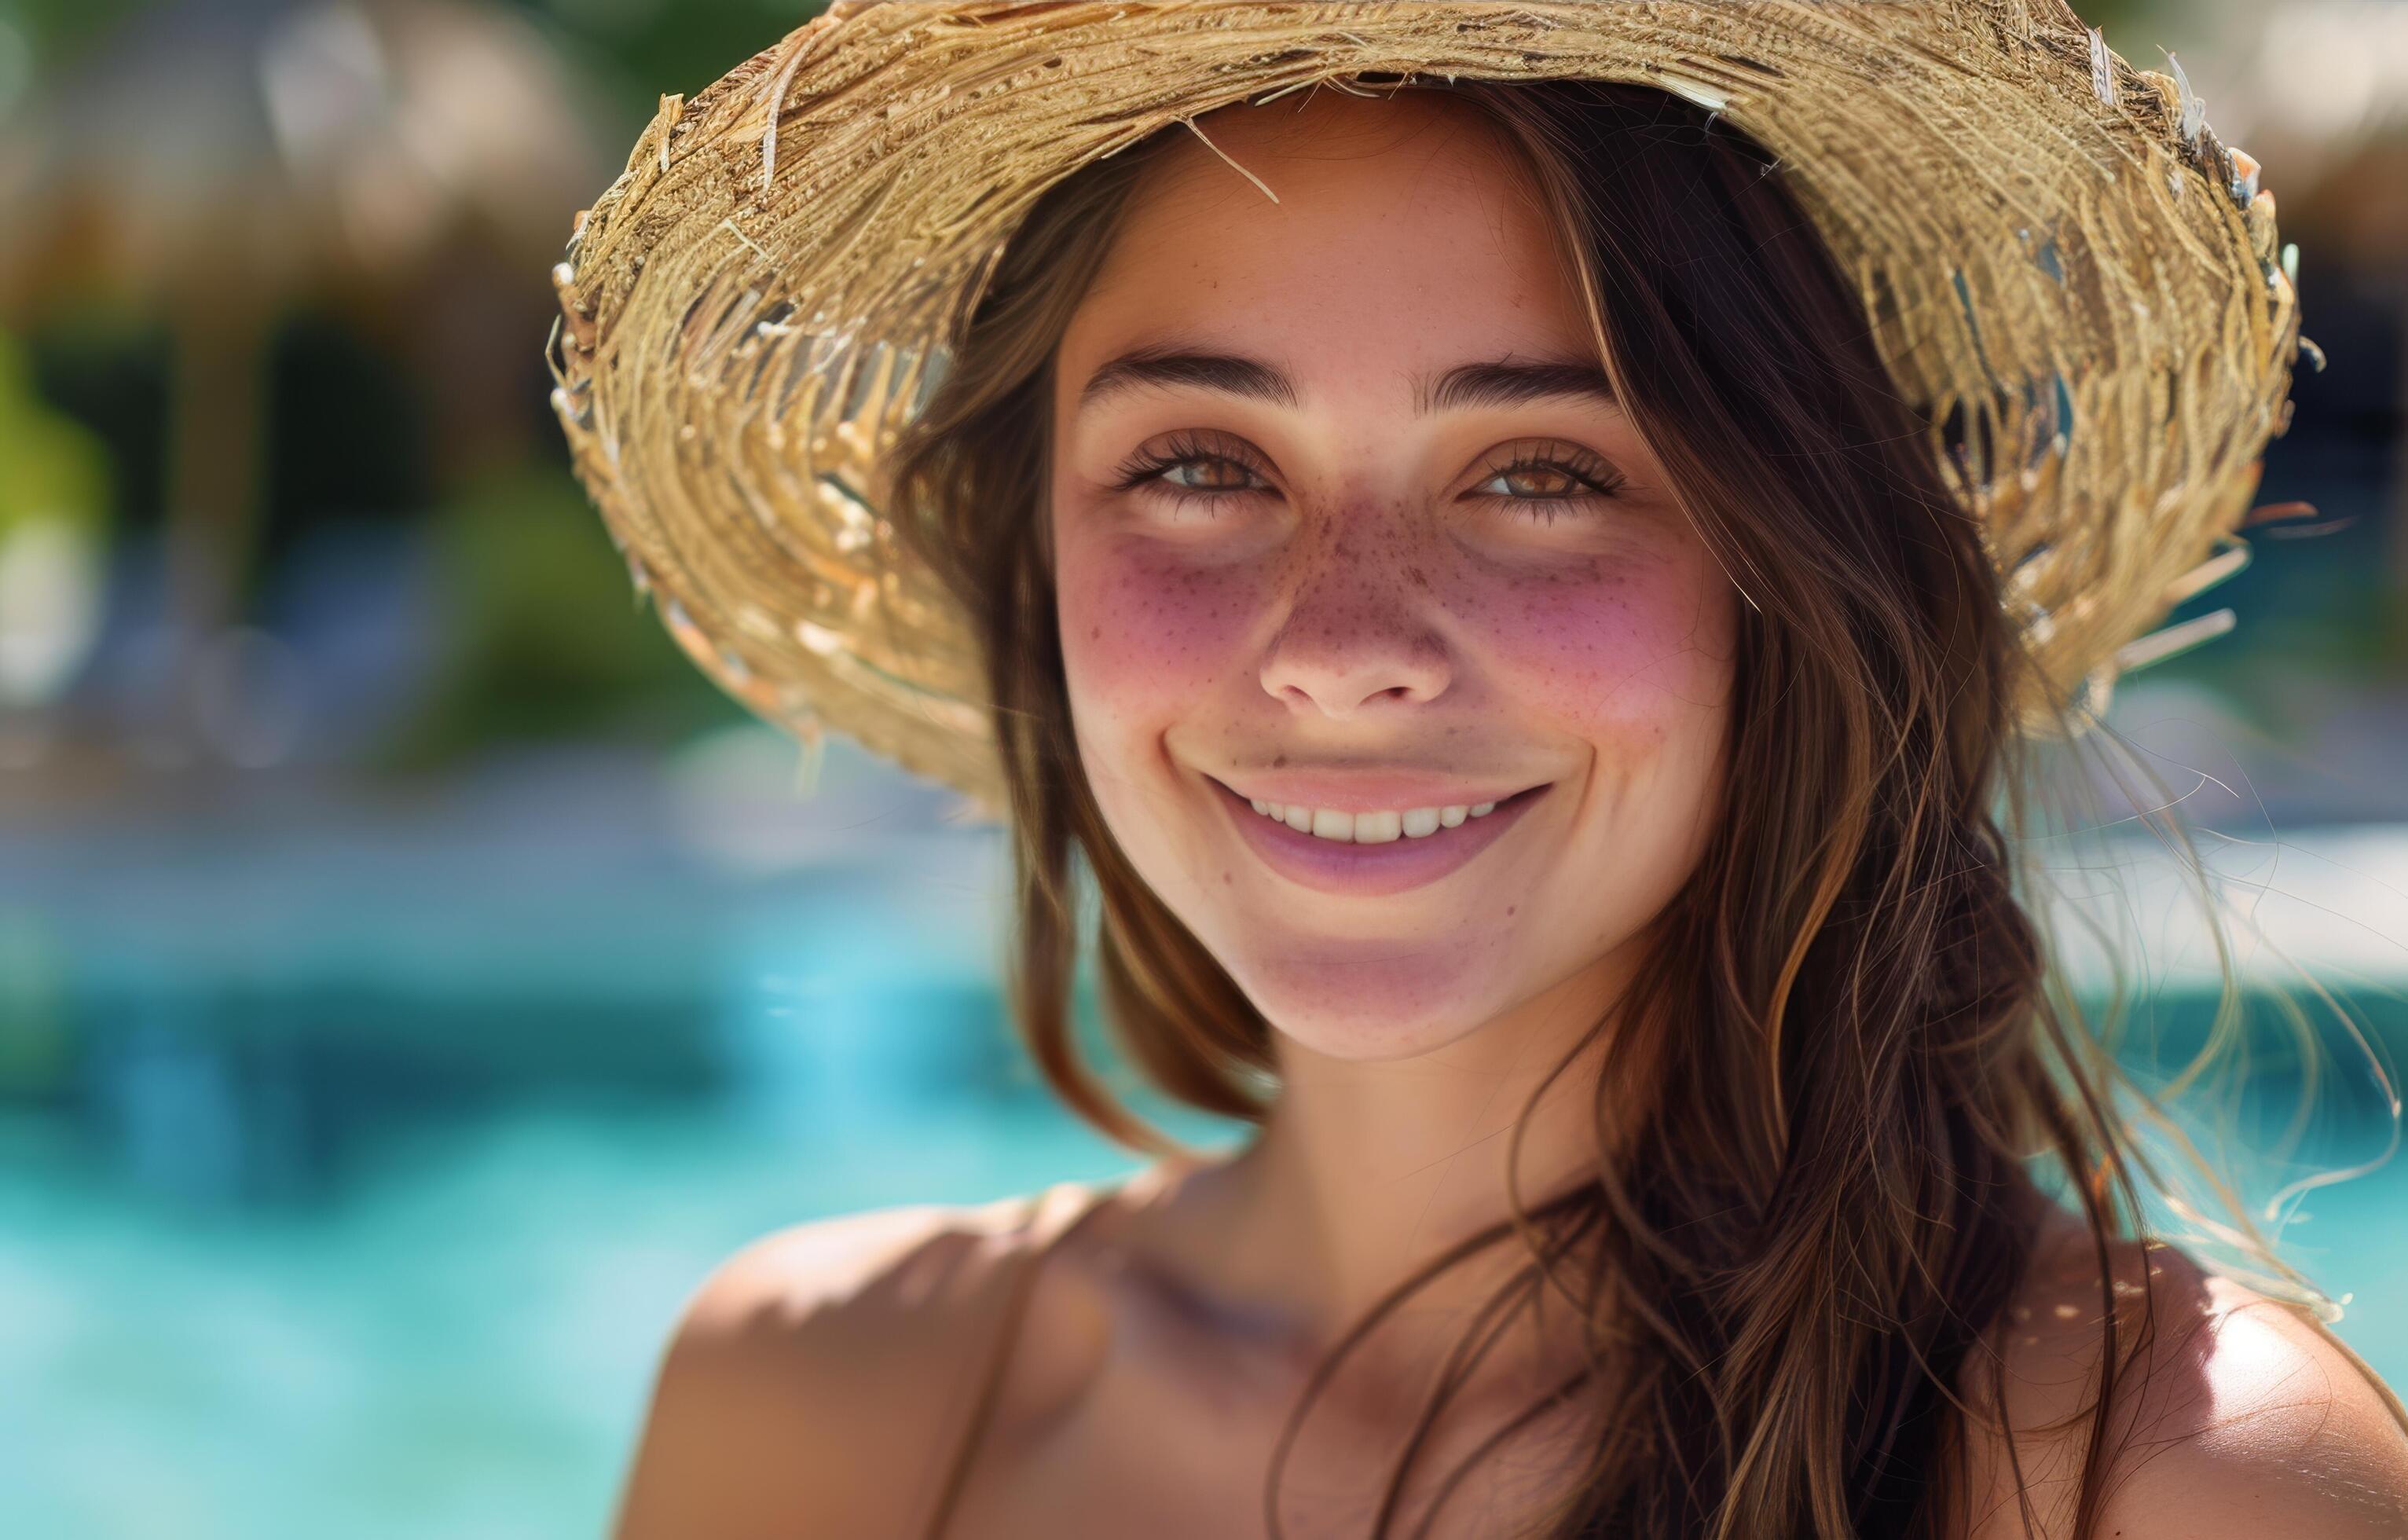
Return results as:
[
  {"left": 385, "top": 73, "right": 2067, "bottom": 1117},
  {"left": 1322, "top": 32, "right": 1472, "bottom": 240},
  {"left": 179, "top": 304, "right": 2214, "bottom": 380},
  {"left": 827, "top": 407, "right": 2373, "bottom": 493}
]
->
[{"left": 547, "top": 0, "right": 2304, "bottom": 822}]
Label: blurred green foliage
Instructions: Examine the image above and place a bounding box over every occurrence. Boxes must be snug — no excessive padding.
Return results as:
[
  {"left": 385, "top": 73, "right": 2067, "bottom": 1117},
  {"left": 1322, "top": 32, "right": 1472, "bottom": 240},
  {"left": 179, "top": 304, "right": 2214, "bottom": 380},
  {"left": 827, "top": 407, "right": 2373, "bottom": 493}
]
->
[
  {"left": 0, "top": 0, "right": 149, "bottom": 69},
  {"left": 368, "top": 461, "right": 743, "bottom": 772},
  {"left": 0, "top": 328, "right": 111, "bottom": 543},
  {"left": 515, "top": 0, "right": 829, "bottom": 126},
  {"left": 0, "top": 0, "right": 824, "bottom": 145}
]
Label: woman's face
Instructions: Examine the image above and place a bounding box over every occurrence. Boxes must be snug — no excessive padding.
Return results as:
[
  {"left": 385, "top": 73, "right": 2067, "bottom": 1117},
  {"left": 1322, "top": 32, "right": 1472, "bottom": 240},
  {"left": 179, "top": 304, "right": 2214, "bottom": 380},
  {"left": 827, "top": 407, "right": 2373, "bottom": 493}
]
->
[{"left": 1047, "top": 90, "right": 1738, "bottom": 1062}]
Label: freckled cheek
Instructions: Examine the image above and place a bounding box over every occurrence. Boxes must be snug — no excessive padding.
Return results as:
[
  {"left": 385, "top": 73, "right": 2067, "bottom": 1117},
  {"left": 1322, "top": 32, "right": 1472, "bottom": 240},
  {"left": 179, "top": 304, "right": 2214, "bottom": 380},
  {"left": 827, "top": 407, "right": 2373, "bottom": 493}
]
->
[
  {"left": 1056, "top": 545, "right": 1261, "bottom": 730},
  {"left": 1476, "top": 574, "right": 1735, "bottom": 744}
]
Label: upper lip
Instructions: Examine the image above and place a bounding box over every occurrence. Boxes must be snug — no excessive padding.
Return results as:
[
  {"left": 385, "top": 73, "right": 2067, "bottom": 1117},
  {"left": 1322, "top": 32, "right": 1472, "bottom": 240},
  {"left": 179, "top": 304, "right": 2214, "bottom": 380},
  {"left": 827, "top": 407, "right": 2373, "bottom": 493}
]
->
[{"left": 1210, "top": 769, "right": 1549, "bottom": 814}]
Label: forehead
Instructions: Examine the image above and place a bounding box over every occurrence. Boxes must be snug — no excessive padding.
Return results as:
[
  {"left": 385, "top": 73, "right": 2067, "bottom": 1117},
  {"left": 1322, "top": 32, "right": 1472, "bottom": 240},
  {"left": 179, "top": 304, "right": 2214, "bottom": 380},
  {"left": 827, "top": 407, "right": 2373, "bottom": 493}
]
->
[{"left": 1058, "top": 90, "right": 1596, "bottom": 389}]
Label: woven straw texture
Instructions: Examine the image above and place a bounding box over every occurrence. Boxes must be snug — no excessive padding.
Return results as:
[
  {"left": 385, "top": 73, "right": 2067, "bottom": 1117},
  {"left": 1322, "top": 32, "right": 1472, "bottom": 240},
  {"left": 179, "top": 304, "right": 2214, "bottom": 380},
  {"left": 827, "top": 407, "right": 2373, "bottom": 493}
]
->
[{"left": 546, "top": 0, "right": 2305, "bottom": 822}]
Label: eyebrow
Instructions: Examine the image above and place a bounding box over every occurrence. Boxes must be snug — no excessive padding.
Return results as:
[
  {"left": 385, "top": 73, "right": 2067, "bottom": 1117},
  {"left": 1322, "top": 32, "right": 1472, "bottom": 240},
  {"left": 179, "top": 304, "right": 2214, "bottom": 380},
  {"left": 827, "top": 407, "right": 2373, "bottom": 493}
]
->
[{"left": 1073, "top": 343, "right": 1618, "bottom": 419}]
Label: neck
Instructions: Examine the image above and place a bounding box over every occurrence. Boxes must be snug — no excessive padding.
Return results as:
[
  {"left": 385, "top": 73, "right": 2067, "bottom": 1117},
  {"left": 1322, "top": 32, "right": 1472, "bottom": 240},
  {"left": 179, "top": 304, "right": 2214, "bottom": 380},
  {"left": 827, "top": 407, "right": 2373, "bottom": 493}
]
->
[{"left": 1127, "top": 941, "right": 1655, "bottom": 1417}]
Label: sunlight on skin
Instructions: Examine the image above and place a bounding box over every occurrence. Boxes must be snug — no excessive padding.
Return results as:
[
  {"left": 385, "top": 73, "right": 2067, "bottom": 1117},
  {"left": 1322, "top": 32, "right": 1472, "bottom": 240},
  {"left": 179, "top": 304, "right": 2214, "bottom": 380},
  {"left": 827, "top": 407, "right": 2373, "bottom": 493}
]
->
[
  {"left": 1048, "top": 94, "right": 1735, "bottom": 1050},
  {"left": 1042, "top": 85, "right": 1740, "bottom": 1358}
]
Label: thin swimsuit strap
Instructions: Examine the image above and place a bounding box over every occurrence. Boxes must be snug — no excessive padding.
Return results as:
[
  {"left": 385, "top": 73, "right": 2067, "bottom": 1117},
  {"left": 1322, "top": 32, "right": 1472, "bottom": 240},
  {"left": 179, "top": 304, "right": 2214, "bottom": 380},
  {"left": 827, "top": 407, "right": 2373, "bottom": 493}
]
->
[{"left": 918, "top": 1176, "right": 1130, "bottom": 1540}]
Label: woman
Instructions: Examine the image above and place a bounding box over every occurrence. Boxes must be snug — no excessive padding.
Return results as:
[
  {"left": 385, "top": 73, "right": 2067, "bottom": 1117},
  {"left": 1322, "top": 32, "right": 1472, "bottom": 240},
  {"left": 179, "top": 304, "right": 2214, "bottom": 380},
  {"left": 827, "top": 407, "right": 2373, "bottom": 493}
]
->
[{"left": 548, "top": 6, "right": 2408, "bottom": 1535}]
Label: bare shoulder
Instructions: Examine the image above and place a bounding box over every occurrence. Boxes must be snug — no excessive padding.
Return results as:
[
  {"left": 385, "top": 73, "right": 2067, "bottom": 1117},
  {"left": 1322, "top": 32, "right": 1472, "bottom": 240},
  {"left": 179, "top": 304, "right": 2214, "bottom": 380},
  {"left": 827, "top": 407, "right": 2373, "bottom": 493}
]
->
[
  {"left": 1955, "top": 1203, "right": 2408, "bottom": 1538},
  {"left": 609, "top": 1192, "right": 1041, "bottom": 1540}
]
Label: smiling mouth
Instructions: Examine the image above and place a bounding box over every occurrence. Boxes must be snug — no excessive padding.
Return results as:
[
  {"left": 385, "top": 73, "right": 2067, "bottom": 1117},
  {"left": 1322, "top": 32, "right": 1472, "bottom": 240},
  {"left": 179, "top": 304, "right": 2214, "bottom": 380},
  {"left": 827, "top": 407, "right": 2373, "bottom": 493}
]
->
[
  {"left": 1203, "top": 776, "right": 1553, "bottom": 897},
  {"left": 1208, "top": 776, "right": 1550, "bottom": 842}
]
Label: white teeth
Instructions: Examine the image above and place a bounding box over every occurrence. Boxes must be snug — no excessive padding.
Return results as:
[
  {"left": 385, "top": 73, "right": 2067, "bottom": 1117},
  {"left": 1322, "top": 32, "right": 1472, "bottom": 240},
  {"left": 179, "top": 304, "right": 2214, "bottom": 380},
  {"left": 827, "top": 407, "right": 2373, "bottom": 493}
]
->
[{"left": 1243, "top": 793, "right": 1520, "bottom": 843}]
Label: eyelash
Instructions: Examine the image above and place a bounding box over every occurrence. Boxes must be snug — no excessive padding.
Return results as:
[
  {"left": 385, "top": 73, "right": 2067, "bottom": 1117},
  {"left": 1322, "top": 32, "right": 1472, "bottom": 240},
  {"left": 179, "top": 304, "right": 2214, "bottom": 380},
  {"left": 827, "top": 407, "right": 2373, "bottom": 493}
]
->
[{"left": 1105, "top": 431, "right": 1629, "bottom": 525}]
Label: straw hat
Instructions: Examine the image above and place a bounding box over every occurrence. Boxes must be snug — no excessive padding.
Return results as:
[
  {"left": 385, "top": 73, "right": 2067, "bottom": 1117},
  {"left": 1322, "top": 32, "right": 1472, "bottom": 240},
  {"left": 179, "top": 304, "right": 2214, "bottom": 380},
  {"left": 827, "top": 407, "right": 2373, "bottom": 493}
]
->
[{"left": 545, "top": 0, "right": 2308, "bottom": 823}]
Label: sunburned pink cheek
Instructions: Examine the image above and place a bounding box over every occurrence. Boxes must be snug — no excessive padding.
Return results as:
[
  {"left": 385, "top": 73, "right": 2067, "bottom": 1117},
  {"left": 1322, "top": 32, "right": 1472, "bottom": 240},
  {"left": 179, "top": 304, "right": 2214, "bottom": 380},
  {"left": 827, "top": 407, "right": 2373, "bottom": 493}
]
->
[
  {"left": 1457, "top": 557, "right": 1728, "bottom": 736},
  {"left": 1061, "top": 550, "right": 1258, "bottom": 724}
]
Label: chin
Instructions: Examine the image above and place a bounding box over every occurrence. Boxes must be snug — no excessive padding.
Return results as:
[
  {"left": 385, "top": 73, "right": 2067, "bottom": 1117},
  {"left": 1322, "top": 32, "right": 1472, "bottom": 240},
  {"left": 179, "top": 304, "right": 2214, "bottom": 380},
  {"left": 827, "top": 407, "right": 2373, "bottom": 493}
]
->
[{"left": 1211, "top": 935, "right": 1510, "bottom": 1062}]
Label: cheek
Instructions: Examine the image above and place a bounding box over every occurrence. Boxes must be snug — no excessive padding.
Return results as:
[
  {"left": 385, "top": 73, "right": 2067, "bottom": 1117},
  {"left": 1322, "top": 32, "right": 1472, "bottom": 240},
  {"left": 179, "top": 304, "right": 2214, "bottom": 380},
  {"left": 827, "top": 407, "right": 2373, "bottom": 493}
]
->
[
  {"left": 1055, "top": 538, "right": 1257, "bottom": 738},
  {"left": 1464, "top": 552, "right": 1735, "bottom": 746}
]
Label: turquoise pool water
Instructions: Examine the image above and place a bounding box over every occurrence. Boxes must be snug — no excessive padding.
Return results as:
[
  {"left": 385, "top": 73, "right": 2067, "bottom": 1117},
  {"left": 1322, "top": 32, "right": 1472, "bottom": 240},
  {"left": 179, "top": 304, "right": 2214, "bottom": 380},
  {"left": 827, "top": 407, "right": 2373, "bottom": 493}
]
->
[
  {"left": 9, "top": 1036, "right": 2402, "bottom": 1540},
  {"left": 5, "top": 748, "right": 2405, "bottom": 1538}
]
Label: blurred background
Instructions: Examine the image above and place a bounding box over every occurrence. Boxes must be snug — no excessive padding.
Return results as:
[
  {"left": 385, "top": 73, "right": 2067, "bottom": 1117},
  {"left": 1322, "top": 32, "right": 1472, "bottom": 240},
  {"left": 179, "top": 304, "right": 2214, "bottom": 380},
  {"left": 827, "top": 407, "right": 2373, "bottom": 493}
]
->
[{"left": 0, "top": 1, "right": 2403, "bottom": 1534}]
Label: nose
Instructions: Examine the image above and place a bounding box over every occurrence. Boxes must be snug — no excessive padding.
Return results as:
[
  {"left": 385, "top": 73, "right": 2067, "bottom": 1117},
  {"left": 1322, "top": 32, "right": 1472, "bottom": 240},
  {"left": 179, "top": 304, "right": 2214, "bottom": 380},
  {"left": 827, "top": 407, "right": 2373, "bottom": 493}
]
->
[{"left": 1257, "top": 540, "right": 1452, "bottom": 719}]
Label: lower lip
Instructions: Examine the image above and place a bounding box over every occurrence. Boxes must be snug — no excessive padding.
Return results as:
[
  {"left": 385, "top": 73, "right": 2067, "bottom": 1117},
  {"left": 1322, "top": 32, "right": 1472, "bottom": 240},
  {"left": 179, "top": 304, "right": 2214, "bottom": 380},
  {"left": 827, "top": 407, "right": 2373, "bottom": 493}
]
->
[{"left": 1208, "top": 776, "right": 1551, "bottom": 898}]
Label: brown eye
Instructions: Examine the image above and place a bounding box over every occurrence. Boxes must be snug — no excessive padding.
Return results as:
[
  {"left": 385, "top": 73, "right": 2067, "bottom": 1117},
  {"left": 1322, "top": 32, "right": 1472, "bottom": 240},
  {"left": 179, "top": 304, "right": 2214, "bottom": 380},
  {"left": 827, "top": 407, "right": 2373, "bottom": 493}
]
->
[
  {"left": 1162, "top": 456, "right": 1255, "bottom": 494},
  {"left": 1468, "top": 444, "right": 1628, "bottom": 526},
  {"left": 1491, "top": 464, "right": 1587, "bottom": 499},
  {"left": 1108, "top": 431, "right": 1270, "bottom": 519}
]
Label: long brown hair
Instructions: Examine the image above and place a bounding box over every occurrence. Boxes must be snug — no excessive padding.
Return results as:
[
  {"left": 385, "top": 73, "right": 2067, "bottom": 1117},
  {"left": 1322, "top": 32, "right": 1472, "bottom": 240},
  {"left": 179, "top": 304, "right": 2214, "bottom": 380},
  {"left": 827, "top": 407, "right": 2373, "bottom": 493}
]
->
[{"left": 881, "top": 75, "right": 2384, "bottom": 1538}]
